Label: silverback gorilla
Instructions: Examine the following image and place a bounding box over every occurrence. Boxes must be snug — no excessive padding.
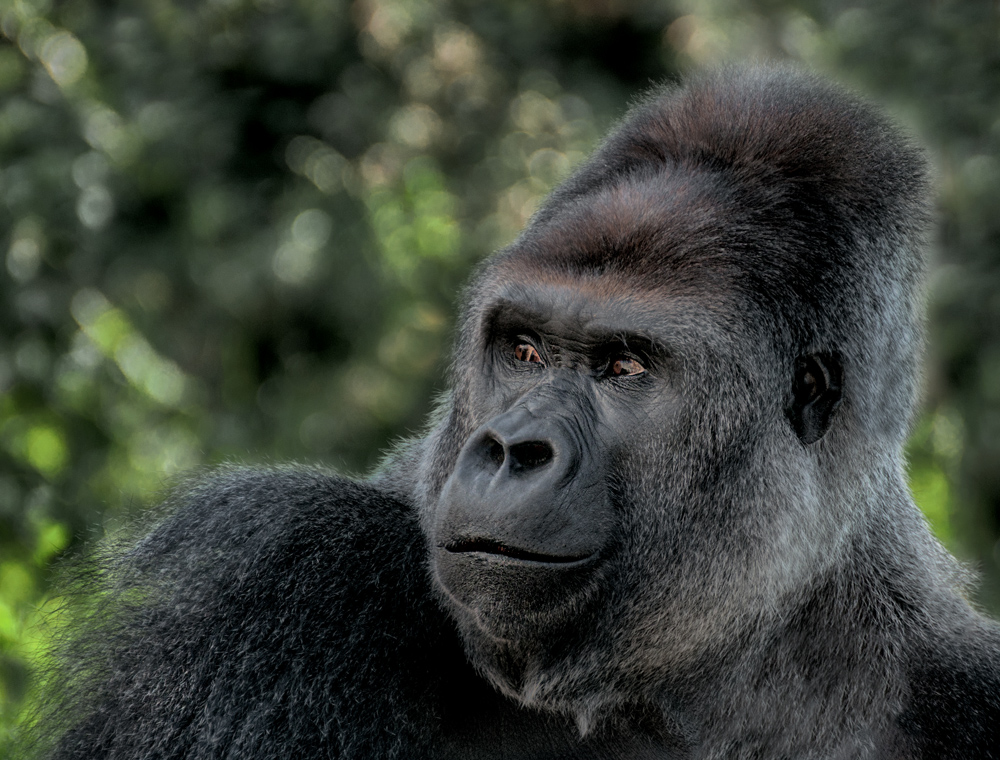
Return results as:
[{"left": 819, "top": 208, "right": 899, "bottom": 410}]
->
[{"left": 37, "top": 66, "right": 1000, "bottom": 759}]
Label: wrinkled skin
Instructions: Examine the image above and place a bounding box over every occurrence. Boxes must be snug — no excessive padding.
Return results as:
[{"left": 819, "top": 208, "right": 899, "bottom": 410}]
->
[{"left": 34, "top": 66, "right": 1000, "bottom": 760}]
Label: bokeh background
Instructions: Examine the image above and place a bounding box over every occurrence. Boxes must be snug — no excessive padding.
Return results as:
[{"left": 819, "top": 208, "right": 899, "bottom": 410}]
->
[{"left": 1, "top": 0, "right": 998, "bottom": 746}]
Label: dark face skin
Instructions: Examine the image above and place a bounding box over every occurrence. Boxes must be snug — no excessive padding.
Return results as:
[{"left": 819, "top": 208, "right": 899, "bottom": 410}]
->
[{"left": 433, "top": 275, "right": 678, "bottom": 638}]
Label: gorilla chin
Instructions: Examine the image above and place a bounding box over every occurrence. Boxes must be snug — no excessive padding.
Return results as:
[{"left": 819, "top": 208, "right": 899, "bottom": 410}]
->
[{"left": 432, "top": 545, "right": 607, "bottom": 638}]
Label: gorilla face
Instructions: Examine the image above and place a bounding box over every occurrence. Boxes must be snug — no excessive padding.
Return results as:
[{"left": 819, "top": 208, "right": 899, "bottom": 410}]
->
[
  {"left": 424, "top": 249, "right": 846, "bottom": 714},
  {"left": 432, "top": 275, "right": 665, "bottom": 633}
]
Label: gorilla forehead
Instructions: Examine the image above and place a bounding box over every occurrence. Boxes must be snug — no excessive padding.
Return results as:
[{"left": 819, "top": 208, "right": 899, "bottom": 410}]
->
[
  {"left": 474, "top": 173, "right": 798, "bottom": 373},
  {"left": 487, "top": 166, "right": 861, "bottom": 340},
  {"left": 476, "top": 270, "right": 747, "bottom": 364},
  {"left": 499, "top": 173, "right": 742, "bottom": 290}
]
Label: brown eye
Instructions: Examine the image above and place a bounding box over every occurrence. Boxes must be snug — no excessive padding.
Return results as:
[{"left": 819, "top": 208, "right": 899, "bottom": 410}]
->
[
  {"left": 611, "top": 357, "right": 645, "bottom": 377},
  {"left": 514, "top": 343, "right": 543, "bottom": 364}
]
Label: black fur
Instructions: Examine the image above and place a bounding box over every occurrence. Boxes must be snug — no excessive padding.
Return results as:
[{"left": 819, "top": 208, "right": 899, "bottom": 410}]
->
[{"left": 32, "top": 66, "right": 1000, "bottom": 759}]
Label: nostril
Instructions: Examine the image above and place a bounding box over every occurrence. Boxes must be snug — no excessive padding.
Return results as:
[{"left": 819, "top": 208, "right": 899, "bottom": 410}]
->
[
  {"left": 508, "top": 441, "right": 554, "bottom": 472},
  {"left": 486, "top": 438, "right": 506, "bottom": 469}
]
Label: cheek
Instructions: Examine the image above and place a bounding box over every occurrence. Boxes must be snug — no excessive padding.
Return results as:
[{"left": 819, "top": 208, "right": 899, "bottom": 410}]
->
[{"left": 608, "top": 430, "right": 812, "bottom": 613}]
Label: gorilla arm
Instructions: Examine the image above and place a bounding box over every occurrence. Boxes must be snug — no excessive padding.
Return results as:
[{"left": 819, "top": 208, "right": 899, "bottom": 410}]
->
[{"left": 39, "top": 468, "right": 448, "bottom": 760}]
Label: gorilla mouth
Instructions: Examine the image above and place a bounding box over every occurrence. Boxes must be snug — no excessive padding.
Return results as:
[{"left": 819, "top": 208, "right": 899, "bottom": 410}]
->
[{"left": 444, "top": 538, "right": 595, "bottom": 565}]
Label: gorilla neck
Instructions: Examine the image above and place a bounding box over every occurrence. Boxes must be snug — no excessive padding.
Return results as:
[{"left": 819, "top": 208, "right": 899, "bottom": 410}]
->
[{"left": 683, "top": 502, "right": 967, "bottom": 756}]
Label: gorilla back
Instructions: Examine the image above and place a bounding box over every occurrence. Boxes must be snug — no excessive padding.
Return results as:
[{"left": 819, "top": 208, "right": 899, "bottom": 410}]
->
[{"left": 35, "top": 67, "right": 1000, "bottom": 760}]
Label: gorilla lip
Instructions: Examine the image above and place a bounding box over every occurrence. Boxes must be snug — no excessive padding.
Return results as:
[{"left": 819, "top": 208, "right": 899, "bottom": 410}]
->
[{"left": 443, "top": 538, "right": 596, "bottom": 565}]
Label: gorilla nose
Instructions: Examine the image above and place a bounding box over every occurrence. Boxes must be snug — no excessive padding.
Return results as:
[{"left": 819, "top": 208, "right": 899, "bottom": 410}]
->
[
  {"left": 434, "top": 411, "right": 610, "bottom": 565},
  {"left": 483, "top": 436, "right": 555, "bottom": 475}
]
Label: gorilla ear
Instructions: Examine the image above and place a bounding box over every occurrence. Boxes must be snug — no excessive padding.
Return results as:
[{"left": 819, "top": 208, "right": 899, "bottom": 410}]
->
[{"left": 786, "top": 353, "right": 843, "bottom": 445}]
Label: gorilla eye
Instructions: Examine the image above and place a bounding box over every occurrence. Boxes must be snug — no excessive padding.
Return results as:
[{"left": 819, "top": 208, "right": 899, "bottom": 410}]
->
[
  {"left": 514, "top": 343, "right": 543, "bottom": 364},
  {"left": 611, "top": 357, "right": 645, "bottom": 377}
]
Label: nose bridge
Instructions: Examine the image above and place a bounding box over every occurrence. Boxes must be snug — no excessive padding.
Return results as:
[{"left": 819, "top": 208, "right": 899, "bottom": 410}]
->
[{"left": 501, "top": 372, "right": 598, "bottom": 447}]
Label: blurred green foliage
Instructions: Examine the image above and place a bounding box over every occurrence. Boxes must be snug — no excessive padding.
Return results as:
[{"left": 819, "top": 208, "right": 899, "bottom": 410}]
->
[{"left": 1, "top": 0, "right": 998, "bottom": 748}]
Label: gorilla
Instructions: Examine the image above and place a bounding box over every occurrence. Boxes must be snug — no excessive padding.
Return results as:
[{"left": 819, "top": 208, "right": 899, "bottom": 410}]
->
[{"left": 35, "top": 66, "right": 1000, "bottom": 759}]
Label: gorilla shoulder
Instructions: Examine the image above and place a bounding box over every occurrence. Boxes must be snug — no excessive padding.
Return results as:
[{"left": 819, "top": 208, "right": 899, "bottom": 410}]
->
[{"left": 38, "top": 469, "right": 457, "bottom": 758}]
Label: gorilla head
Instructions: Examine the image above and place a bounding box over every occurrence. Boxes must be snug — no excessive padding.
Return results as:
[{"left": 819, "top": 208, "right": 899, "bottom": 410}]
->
[{"left": 419, "top": 66, "right": 930, "bottom": 725}]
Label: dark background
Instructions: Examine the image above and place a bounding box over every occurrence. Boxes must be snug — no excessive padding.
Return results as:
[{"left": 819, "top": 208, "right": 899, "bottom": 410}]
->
[{"left": 2, "top": 0, "right": 998, "bottom": 745}]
